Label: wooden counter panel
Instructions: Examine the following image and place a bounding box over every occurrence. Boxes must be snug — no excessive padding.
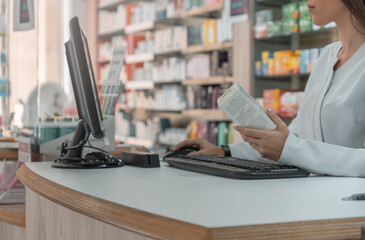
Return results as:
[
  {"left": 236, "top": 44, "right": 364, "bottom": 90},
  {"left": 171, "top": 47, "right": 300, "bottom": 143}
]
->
[
  {"left": 17, "top": 164, "right": 210, "bottom": 240},
  {"left": 0, "top": 204, "right": 25, "bottom": 227},
  {"left": 26, "top": 188, "right": 153, "bottom": 240},
  {"left": 0, "top": 221, "right": 25, "bottom": 240}
]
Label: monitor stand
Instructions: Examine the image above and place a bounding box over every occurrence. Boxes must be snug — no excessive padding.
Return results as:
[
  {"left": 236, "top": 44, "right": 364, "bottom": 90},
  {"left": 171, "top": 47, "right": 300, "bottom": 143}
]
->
[{"left": 51, "top": 120, "right": 124, "bottom": 169}]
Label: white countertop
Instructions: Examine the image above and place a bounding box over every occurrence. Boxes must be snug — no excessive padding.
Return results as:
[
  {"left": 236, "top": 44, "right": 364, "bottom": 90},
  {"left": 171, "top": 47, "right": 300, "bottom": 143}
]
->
[{"left": 25, "top": 162, "right": 365, "bottom": 228}]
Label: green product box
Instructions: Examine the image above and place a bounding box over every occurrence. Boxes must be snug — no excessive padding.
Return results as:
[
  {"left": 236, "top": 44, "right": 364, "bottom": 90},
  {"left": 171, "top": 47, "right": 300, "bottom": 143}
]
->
[
  {"left": 267, "top": 20, "right": 283, "bottom": 37},
  {"left": 299, "top": 1, "right": 312, "bottom": 32},
  {"left": 256, "top": 9, "right": 273, "bottom": 24},
  {"left": 282, "top": 2, "right": 299, "bottom": 34}
]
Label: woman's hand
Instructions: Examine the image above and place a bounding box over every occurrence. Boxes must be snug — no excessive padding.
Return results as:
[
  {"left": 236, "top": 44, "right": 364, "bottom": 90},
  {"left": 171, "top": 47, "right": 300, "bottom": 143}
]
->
[
  {"left": 171, "top": 138, "right": 224, "bottom": 157},
  {"left": 234, "top": 109, "right": 289, "bottom": 161}
]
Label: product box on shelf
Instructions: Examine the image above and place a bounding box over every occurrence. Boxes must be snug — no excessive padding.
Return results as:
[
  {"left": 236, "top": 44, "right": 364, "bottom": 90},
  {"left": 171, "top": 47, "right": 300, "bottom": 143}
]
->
[
  {"left": 282, "top": 2, "right": 299, "bottom": 34},
  {"left": 203, "top": 20, "right": 217, "bottom": 45},
  {"left": 267, "top": 20, "right": 283, "bottom": 37},
  {"left": 299, "top": 0, "right": 312, "bottom": 33},
  {"left": 263, "top": 89, "right": 303, "bottom": 118},
  {"left": 187, "top": 120, "right": 234, "bottom": 146}
]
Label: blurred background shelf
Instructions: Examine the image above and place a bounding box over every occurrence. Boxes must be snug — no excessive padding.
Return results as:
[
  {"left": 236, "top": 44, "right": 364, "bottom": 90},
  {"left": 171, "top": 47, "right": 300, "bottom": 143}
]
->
[
  {"left": 182, "top": 109, "right": 230, "bottom": 121},
  {"left": 125, "top": 81, "right": 154, "bottom": 90},
  {"left": 125, "top": 53, "right": 154, "bottom": 64},
  {"left": 182, "top": 76, "right": 234, "bottom": 86},
  {"left": 98, "top": 28, "right": 125, "bottom": 41},
  {"left": 181, "top": 42, "right": 233, "bottom": 55}
]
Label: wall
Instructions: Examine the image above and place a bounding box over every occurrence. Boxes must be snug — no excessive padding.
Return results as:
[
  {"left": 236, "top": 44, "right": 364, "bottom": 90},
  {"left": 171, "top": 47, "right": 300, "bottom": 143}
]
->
[{"left": 9, "top": 0, "right": 65, "bottom": 127}]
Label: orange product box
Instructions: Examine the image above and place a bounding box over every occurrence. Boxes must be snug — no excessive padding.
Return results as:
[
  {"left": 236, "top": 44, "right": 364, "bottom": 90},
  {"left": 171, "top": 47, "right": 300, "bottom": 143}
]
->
[{"left": 263, "top": 89, "right": 283, "bottom": 113}]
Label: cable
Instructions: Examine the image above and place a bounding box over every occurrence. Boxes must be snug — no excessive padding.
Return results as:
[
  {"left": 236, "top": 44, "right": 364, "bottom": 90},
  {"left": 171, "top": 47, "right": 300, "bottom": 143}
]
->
[
  {"left": 84, "top": 145, "right": 109, "bottom": 153},
  {"left": 65, "top": 131, "right": 90, "bottom": 150}
]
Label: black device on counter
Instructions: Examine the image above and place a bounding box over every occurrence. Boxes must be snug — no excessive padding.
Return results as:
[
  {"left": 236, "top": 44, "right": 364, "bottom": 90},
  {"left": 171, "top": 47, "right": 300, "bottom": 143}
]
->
[
  {"left": 163, "top": 147, "right": 309, "bottom": 180},
  {"left": 122, "top": 152, "right": 160, "bottom": 168},
  {"left": 52, "top": 17, "right": 124, "bottom": 169}
]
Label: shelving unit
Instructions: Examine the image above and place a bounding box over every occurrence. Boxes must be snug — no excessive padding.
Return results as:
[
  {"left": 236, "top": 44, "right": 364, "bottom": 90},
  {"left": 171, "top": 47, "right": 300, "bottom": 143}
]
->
[
  {"left": 98, "top": 28, "right": 125, "bottom": 41},
  {"left": 94, "top": 0, "right": 249, "bottom": 152},
  {"left": 0, "top": 0, "right": 9, "bottom": 126},
  {"left": 125, "top": 52, "right": 154, "bottom": 64},
  {"left": 182, "top": 76, "right": 234, "bottom": 86},
  {"left": 124, "top": 21, "right": 155, "bottom": 34},
  {"left": 181, "top": 42, "right": 233, "bottom": 55},
  {"left": 250, "top": 0, "right": 339, "bottom": 97},
  {"left": 182, "top": 109, "right": 230, "bottom": 121},
  {"left": 125, "top": 80, "right": 154, "bottom": 90}
]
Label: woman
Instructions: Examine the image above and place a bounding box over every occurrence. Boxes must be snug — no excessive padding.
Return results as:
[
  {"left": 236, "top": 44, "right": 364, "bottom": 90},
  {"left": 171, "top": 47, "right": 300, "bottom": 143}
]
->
[{"left": 171, "top": 0, "right": 365, "bottom": 177}]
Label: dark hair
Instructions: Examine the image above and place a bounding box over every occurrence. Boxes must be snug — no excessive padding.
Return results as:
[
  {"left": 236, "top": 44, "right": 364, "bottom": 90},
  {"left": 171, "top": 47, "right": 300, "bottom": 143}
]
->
[{"left": 341, "top": 0, "right": 365, "bottom": 34}]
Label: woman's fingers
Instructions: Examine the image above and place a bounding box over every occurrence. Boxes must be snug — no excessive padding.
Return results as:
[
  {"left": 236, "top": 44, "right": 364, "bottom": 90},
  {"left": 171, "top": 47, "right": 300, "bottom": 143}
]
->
[{"left": 171, "top": 139, "right": 201, "bottom": 151}]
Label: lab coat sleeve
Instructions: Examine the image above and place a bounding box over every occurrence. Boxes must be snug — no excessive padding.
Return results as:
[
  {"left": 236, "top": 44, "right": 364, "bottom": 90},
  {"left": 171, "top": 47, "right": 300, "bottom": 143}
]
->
[{"left": 279, "top": 133, "right": 365, "bottom": 177}]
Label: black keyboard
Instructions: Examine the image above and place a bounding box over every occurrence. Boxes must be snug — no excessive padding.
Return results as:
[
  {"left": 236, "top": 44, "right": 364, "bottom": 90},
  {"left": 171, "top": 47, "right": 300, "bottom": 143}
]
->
[{"left": 165, "top": 155, "right": 310, "bottom": 179}]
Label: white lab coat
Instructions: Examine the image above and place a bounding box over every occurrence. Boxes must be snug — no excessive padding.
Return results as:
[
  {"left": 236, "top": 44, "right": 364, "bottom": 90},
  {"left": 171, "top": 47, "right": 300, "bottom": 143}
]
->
[{"left": 229, "top": 41, "right": 365, "bottom": 177}]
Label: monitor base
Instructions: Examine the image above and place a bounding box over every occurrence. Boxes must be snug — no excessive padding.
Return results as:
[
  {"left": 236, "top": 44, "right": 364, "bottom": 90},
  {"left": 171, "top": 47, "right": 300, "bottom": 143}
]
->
[{"left": 52, "top": 157, "right": 125, "bottom": 169}]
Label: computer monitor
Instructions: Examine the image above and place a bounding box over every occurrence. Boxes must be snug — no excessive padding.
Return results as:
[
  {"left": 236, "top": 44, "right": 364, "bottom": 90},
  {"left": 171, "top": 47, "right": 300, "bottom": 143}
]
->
[{"left": 52, "top": 17, "right": 123, "bottom": 168}]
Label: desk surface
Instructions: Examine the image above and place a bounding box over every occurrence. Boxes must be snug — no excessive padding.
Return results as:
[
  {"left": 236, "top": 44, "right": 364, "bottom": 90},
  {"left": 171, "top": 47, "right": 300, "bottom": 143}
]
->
[{"left": 17, "top": 162, "right": 365, "bottom": 239}]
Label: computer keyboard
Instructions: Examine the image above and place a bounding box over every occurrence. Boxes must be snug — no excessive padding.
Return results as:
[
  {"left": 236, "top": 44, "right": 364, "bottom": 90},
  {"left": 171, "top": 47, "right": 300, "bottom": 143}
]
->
[{"left": 165, "top": 155, "right": 310, "bottom": 179}]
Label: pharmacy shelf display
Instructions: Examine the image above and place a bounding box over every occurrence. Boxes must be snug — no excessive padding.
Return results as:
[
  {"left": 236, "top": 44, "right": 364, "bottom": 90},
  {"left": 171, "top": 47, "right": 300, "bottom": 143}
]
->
[
  {"left": 251, "top": 0, "right": 338, "bottom": 119},
  {"left": 97, "top": 0, "right": 241, "bottom": 151}
]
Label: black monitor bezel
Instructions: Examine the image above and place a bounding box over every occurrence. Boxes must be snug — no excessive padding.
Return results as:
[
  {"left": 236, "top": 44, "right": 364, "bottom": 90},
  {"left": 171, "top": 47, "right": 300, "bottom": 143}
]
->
[{"left": 68, "top": 17, "right": 103, "bottom": 139}]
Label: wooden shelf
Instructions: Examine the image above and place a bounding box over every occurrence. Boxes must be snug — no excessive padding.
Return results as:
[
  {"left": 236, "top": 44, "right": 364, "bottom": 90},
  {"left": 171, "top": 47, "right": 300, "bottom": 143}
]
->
[
  {"left": 154, "top": 49, "right": 181, "bottom": 58},
  {"left": 181, "top": 2, "right": 224, "bottom": 18},
  {"left": 124, "top": 2, "right": 225, "bottom": 35},
  {"left": 98, "top": 0, "right": 125, "bottom": 11},
  {"left": 98, "top": 28, "right": 124, "bottom": 41},
  {"left": 182, "top": 76, "right": 234, "bottom": 86},
  {"left": 125, "top": 21, "right": 154, "bottom": 34},
  {"left": 182, "top": 109, "right": 230, "bottom": 121},
  {"left": 97, "top": 60, "right": 111, "bottom": 65},
  {"left": 98, "top": 0, "right": 151, "bottom": 11},
  {"left": 125, "top": 81, "right": 154, "bottom": 90},
  {"left": 255, "top": 73, "right": 310, "bottom": 80},
  {"left": 154, "top": 80, "right": 182, "bottom": 85},
  {"left": 181, "top": 42, "right": 233, "bottom": 55},
  {"left": 255, "top": 28, "right": 338, "bottom": 44},
  {"left": 125, "top": 53, "right": 154, "bottom": 64}
]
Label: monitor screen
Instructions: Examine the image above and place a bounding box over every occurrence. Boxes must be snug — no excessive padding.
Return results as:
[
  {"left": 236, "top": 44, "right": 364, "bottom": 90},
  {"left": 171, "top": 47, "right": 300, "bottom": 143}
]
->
[
  {"left": 66, "top": 17, "right": 103, "bottom": 139},
  {"left": 52, "top": 16, "right": 124, "bottom": 168}
]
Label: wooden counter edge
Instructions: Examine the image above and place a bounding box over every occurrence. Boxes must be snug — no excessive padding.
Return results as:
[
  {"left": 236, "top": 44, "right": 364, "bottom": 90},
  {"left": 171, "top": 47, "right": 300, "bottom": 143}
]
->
[
  {"left": 16, "top": 164, "right": 365, "bottom": 240},
  {"left": 16, "top": 164, "right": 210, "bottom": 240},
  {"left": 0, "top": 204, "right": 25, "bottom": 228}
]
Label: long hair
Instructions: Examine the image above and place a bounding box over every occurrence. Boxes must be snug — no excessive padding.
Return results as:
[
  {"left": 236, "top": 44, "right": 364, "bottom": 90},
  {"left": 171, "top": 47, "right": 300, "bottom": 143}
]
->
[{"left": 341, "top": 0, "right": 365, "bottom": 34}]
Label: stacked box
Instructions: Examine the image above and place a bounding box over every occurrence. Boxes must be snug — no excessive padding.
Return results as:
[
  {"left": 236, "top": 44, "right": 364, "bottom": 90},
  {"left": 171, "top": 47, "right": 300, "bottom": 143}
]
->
[
  {"left": 291, "top": 50, "right": 301, "bottom": 74},
  {"left": 282, "top": 2, "right": 299, "bottom": 35},
  {"left": 227, "top": 48, "right": 233, "bottom": 76},
  {"left": 255, "top": 61, "right": 261, "bottom": 76},
  {"left": 203, "top": 20, "right": 217, "bottom": 45},
  {"left": 210, "top": 51, "right": 219, "bottom": 76},
  {"left": 263, "top": 89, "right": 282, "bottom": 113},
  {"left": 267, "top": 21, "right": 283, "bottom": 37},
  {"left": 255, "top": 9, "right": 273, "bottom": 24},
  {"left": 210, "top": 51, "right": 231, "bottom": 77},
  {"left": 261, "top": 51, "right": 273, "bottom": 76},
  {"left": 299, "top": 1, "right": 312, "bottom": 32},
  {"left": 187, "top": 25, "right": 203, "bottom": 46}
]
